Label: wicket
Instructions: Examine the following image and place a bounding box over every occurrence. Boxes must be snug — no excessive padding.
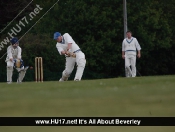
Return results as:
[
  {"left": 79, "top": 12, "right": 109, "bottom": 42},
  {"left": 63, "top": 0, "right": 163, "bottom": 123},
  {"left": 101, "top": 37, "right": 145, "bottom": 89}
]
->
[{"left": 35, "top": 57, "right": 43, "bottom": 82}]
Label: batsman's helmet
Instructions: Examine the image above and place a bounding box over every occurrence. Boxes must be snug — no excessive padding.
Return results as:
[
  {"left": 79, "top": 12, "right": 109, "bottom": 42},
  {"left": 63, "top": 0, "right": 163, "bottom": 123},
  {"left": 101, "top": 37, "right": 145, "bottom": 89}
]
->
[
  {"left": 53, "top": 32, "right": 61, "bottom": 40},
  {"left": 10, "top": 37, "right": 19, "bottom": 45}
]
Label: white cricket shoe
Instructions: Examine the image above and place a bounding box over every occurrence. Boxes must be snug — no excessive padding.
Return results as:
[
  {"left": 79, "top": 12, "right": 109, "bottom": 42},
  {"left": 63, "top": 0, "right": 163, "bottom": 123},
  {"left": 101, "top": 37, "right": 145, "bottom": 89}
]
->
[
  {"left": 7, "top": 81, "right": 12, "bottom": 84},
  {"left": 59, "top": 76, "right": 69, "bottom": 81},
  {"left": 16, "top": 66, "right": 24, "bottom": 72},
  {"left": 59, "top": 78, "right": 64, "bottom": 82},
  {"left": 24, "top": 66, "right": 29, "bottom": 71}
]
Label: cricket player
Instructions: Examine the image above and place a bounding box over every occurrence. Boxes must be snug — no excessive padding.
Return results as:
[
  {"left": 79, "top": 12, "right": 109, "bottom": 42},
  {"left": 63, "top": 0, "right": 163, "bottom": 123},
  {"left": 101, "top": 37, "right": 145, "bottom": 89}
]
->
[
  {"left": 53, "top": 32, "right": 86, "bottom": 81},
  {"left": 122, "top": 31, "right": 141, "bottom": 77},
  {"left": 6, "top": 37, "right": 28, "bottom": 84}
]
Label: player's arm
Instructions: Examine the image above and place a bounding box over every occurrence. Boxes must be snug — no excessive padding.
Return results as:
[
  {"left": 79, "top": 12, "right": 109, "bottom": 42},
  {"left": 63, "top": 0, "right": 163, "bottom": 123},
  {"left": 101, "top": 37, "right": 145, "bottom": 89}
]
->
[
  {"left": 67, "top": 43, "right": 72, "bottom": 51},
  {"left": 137, "top": 50, "right": 141, "bottom": 58},
  {"left": 17, "top": 46, "right": 22, "bottom": 59},
  {"left": 122, "top": 40, "right": 125, "bottom": 59},
  {"left": 56, "top": 44, "right": 72, "bottom": 56},
  {"left": 65, "top": 43, "right": 76, "bottom": 57},
  {"left": 135, "top": 38, "right": 141, "bottom": 58},
  {"left": 122, "top": 51, "right": 125, "bottom": 59},
  {"left": 63, "top": 33, "right": 76, "bottom": 57},
  {"left": 61, "top": 50, "right": 66, "bottom": 55},
  {"left": 7, "top": 46, "right": 13, "bottom": 61},
  {"left": 64, "top": 33, "right": 73, "bottom": 52},
  {"left": 65, "top": 43, "right": 72, "bottom": 54},
  {"left": 56, "top": 44, "right": 66, "bottom": 55}
]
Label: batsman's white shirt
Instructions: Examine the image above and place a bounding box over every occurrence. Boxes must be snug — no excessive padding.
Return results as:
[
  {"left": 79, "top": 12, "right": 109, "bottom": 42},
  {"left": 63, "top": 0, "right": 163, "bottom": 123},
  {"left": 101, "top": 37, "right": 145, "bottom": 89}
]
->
[
  {"left": 56, "top": 33, "right": 85, "bottom": 61},
  {"left": 56, "top": 33, "right": 86, "bottom": 81},
  {"left": 122, "top": 37, "right": 141, "bottom": 55}
]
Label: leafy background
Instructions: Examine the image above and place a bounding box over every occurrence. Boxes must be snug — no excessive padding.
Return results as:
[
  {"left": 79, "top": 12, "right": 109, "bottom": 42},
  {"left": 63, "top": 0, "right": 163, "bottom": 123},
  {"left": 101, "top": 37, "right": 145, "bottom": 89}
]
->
[{"left": 0, "top": 0, "right": 175, "bottom": 82}]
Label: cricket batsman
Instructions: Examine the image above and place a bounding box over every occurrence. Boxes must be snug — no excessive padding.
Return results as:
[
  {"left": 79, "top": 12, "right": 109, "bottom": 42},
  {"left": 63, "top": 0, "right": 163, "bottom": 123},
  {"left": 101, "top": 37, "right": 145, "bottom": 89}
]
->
[
  {"left": 122, "top": 31, "right": 141, "bottom": 77},
  {"left": 53, "top": 32, "right": 86, "bottom": 81},
  {"left": 6, "top": 37, "right": 28, "bottom": 84}
]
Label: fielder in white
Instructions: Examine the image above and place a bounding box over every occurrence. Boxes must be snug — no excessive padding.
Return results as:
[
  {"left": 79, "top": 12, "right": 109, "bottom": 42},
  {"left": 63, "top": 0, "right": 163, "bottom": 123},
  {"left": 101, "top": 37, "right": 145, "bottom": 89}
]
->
[
  {"left": 54, "top": 32, "right": 86, "bottom": 81},
  {"left": 6, "top": 37, "right": 28, "bottom": 84},
  {"left": 122, "top": 31, "right": 141, "bottom": 77}
]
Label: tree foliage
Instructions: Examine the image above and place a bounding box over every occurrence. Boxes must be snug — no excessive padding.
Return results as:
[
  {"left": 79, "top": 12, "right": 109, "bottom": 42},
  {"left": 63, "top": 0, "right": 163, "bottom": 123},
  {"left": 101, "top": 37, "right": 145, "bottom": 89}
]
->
[{"left": 0, "top": 0, "right": 175, "bottom": 82}]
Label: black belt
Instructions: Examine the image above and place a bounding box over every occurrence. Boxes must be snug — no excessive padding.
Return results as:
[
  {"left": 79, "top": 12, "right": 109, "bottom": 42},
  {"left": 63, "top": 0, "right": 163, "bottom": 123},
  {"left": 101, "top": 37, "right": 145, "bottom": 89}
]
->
[
  {"left": 73, "top": 49, "right": 81, "bottom": 53},
  {"left": 125, "top": 50, "right": 136, "bottom": 52}
]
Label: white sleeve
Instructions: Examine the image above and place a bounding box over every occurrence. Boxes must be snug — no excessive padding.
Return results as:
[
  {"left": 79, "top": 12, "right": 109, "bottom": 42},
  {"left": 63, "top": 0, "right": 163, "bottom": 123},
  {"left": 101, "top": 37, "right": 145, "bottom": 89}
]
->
[
  {"left": 17, "top": 46, "right": 22, "bottom": 59},
  {"left": 122, "top": 39, "right": 125, "bottom": 51},
  {"left": 64, "top": 33, "right": 74, "bottom": 44},
  {"left": 135, "top": 38, "right": 141, "bottom": 51},
  {"left": 56, "top": 43, "right": 64, "bottom": 55},
  {"left": 7, "top": 46, "right": 13, "bottom": 59}
]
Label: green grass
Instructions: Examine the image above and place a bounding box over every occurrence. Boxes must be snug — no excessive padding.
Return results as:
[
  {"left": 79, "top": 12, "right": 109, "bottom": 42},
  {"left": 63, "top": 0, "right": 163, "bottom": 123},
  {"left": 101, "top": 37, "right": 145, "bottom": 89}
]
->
[{"left": 0, "top": 75, "right": 175, "bottom": 132}]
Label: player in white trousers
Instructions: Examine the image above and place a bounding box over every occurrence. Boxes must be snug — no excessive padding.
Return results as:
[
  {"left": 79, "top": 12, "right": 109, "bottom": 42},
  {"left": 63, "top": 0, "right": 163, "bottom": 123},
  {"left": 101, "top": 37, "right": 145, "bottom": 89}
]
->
[
  {"left": 54, "top": 32, "right": 86, "bottom": 81},
  {"left": 6, "top": 37, "right": 28, "bottom": 84},
  {"left": 122, "top": 31, "right": 141, "bottom": 77}
]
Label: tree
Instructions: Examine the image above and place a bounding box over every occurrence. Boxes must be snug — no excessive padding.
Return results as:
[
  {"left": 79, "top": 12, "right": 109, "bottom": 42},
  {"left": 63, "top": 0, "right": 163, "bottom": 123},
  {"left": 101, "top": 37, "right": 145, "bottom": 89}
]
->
[{"left": 0, "top": 0, "right": 175, "bottom": 82}]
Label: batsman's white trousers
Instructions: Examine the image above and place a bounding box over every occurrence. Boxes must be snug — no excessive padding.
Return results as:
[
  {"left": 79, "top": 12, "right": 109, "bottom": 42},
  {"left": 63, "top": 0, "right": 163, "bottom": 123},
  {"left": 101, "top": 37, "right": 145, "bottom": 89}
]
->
[
  {"left": 63, "top": 51, "right": 86, "bottom": 81},
  {"left": 125, "top": 54, "right": 136, "bottom": 77},
  {"left": 6, "top": 60, "right": 14, "bottom": 67},
  {"left": 6, "top": 60, "right": 14, "bottom": 82}
]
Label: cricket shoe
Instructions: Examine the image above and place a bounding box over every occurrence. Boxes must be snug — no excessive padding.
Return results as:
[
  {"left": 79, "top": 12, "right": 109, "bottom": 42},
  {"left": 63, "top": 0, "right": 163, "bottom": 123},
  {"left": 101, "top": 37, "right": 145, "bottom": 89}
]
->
[
  {"left": 59, "top": 77, "right": 68, "bottom": 82},
  {"left": 7, "top": 81, "right": 12, "bottom": 84},
  {"left": 24, "top": 66, "right": 29, "bottom": 71},
  {"left": 59, "top": 78, "right": 64, "bottom": 82},
  {"left": 16, "top": 80, "right": 22, "bottom": 84}
]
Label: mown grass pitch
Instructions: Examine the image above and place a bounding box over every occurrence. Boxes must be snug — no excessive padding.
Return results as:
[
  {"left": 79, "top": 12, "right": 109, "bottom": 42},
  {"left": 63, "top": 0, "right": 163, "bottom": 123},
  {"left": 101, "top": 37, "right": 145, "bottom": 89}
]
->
[{"left": 0, "top": 75, "right": 175, "bottom": 132}]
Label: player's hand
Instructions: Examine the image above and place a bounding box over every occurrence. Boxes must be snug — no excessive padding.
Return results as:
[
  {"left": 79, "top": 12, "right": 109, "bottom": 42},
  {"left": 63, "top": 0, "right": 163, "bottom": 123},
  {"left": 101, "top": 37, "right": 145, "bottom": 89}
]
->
[
  {"left": 9, "top": 58, "right": 13, "bottom": 61},
  {"left": 137, "top": 53, "right": 141, "bottom": 58},
  {"left": 122, "top": 55, "right": 125, "bottom": 59},
  {"left": 66, "top": 51, "right": 76, "bottom": 58},
  {"left": 61, "top": 51, "right": 66, "bottom": 55},
  {"left": 65, "top": 51, "right": 69, "bottom": 55}
]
